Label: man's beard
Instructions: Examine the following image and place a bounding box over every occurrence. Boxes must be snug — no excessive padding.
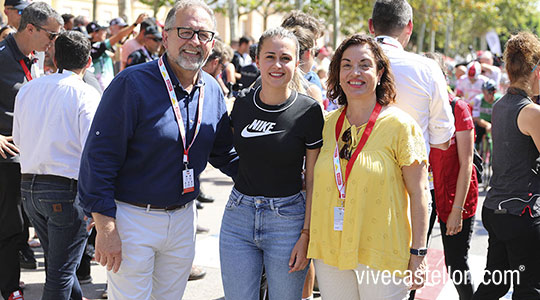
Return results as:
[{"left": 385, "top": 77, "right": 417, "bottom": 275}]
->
[{"left": 174, "top": 45, "right": 208, "bottom": 71}]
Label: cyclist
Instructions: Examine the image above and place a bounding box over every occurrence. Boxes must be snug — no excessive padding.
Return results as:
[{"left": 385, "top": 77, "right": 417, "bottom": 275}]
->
[
  {"left": 456, "top": 61, "right": 490, "bottom": 107},
  {"left": 472, "top": 79, "right": 502, "bottom": 145}
]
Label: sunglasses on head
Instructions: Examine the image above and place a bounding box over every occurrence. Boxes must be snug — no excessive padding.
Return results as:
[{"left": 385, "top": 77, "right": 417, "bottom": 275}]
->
[{"left": 339, "top": 127, "right": 352, "bottom": 160}]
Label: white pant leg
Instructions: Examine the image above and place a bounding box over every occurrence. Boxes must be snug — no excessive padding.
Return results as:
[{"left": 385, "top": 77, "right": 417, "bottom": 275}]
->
[
  {"left": 355, "top": 264, "right": 409, "bottom": 300},
  {"left": 108, "top": 201, "right": 165, "bottom": 300},
  {"left": 151, "top": 201, "right": 196, "bottom": 300},
  {"left": 313, "top": 259, "right": 361, "bottom": 300}
]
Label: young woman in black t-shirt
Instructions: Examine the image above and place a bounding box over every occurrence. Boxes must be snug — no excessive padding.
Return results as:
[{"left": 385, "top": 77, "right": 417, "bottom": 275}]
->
[{"left": 219, "top": 27, "right": 324, "bottom": 300}]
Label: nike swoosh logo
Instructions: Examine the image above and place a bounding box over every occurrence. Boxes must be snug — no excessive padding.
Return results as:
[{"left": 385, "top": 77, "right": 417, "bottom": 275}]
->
[{"left": 241, "top": 126, "right": 285, "bottom": 138}]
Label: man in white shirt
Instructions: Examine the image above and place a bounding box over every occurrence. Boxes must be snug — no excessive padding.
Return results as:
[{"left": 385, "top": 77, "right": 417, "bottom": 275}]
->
[
  {"left": 13, "top": 30, "right": 100, "bottom": 300},
  {"left": 369, "top": 0, "right": 454, "bottom": 154},
  {"left": 369, "top": 2, "right": 455, "bottom": 297}
]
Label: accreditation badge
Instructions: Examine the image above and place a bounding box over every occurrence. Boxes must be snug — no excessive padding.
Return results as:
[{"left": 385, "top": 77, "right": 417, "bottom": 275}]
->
[
  {"left": 182, "top": 168, "right": 195, "bottom": 194},
  {"left": 334, "top": 207, "right": 344, "bottom": 231}
]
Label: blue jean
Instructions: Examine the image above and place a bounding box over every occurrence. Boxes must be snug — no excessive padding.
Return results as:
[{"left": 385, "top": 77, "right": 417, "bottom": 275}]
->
[
  {"left": 21, "top": 175, "right": 88, "bottom": 300},
  {"left": 219, "top": 188, "right": 309, "bottom": 300}
]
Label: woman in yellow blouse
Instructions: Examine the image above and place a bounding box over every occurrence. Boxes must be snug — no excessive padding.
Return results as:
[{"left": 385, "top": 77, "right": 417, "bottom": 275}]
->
[{"left": 307, "top": 34, "right": 430, "bottom": 299}]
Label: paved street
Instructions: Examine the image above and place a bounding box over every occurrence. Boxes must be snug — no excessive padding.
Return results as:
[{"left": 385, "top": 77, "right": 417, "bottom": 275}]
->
[{"left": 13, "top": 167, "right": 511, "bottom": 300}]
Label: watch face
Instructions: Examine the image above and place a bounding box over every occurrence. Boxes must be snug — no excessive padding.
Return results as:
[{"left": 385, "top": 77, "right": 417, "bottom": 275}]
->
[{"left": 411, "top": 248, "right": 428, "bottom": 256}]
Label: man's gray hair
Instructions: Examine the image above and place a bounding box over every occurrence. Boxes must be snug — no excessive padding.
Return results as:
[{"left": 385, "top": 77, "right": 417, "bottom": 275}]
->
[
  {"left": 164, "top": 0, "right": 217, "bottom": 31},
  {"left": 19, "top": 2, "right": 63, "bottom": 32},
  {"left": 371, "top": 0, "right": 413, "bottom": 36}
]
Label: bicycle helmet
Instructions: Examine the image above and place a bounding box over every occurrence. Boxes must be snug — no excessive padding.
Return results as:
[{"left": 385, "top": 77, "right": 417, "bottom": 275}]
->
[{"left": 482, "top": 79, "right": 497, "bottom": 92}]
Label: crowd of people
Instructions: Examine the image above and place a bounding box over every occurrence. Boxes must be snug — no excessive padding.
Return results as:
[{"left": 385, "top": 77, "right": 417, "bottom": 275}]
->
[{"left": 0, "top": 0, "right": 539, "bottom": 300}]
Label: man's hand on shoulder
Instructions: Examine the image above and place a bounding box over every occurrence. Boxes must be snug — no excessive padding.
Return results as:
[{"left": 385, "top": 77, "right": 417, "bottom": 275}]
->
[
  {"left": 92, "top": 212, "right": 122, "bottom": 273},
  {"left": 0, "top": 134, "right": 19, "bottom": 159}
]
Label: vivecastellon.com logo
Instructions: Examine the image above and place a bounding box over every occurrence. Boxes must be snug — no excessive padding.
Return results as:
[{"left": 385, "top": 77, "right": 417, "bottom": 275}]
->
[{"left": 357, "top": 266, "right": 521, "bottom": 287}]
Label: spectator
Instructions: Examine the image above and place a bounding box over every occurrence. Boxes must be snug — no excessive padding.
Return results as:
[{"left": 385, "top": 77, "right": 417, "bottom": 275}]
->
[
  {"left": 478, "top": 50, "right": 502, "bottom": 86},
  {"left": 238, "top": 43, "right": 259, "bottom": 88},
  {"left": 125, "top": 25, "right": 161, "bottom": 68},
  {"left": 202, "top": 39, "right": 234, "bottom": 94},
  {"left": 43, "top": 33, "right": 102, "bottom": 94},
  {"left": 77, "top": 1, "right": 237, "bottom": 299},
  {"left": 87, "top": 13, "right": 147, "bottom": 90},
  {"left": 73, "top": 15, "right": 89, "bottom": 35},
  {"left": 0, "top": 4, "right": 62, "bottom": 299},
  {"left": 425, "top": 52, "right": 478, "bottom": 300},
  {"left": 473, "top": 31, "right": 540, "bottom": 300},
  {"left": 369, "top": 0, "right": 454, "bottom": 154},
  {"left": 308, "top": 34, "right": 429, "bottom": 299},
  {"left": 0, "top": 25, "right": 15, "bottom": 40},
  {"left": 289, "top": 26, "right": 323, "bottom": 105},
  {"left": 231, "top": 35, "right": 253, "bottom": 72},
  {"left": 62, "top": 13, "right": 74, "bottom": 30},
  {"left": 120, "top": 18, "right": 155, "bottom": 70},
  {"left": 109, "top": 17, "right": 127, "bottom": 35},
  {"left": 108, "top": 17, "right": 129, "bottom": 74},
  {"left": 281, "top": 10, "right": 324, "bottom": 39},
  {"left": 13, "top": 30, "right": 100, "bottom": 300},
  {"left": 220, "top": 27, "right": 323, "bottom": 300},
  {"left": 3, "top": 0, "right": 29, "bottom": 29},
  {"left": 456, "top": 61, "right": 490, "bottom": 107},
  {"left": 472, "top": 79, "right": 501, "bottom": 145}
]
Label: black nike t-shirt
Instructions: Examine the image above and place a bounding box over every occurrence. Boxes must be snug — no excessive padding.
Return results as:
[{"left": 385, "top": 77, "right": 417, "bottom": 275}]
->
[{"left": 231, "top": 87, "right": 324, "bottom": 197}]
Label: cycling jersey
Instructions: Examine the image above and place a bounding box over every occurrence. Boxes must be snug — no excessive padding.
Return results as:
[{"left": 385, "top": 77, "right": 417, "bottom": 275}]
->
[{"left": 472, "top": 93, "right": 502, "bottom": 122}]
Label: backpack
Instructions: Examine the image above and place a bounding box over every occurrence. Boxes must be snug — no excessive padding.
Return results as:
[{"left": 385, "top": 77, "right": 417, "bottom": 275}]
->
[{"left": 450, "top": 98, "right": 484, "bottom": 183}]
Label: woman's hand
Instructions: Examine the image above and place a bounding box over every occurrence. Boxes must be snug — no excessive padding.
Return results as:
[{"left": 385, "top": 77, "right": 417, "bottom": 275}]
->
[
  {"left": 407, "top": 254, "right": 427, "bottom": 290},
  {"left": 445, "top": 208, "right": 463, "bottom": 236},
  {"left": 288, "top": 233, "right": 309, "bottom": 273}
]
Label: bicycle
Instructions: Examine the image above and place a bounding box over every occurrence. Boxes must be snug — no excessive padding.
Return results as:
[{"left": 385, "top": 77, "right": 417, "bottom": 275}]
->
[{"left": 477, "top": 132, "right": 493, "bottom": 191}]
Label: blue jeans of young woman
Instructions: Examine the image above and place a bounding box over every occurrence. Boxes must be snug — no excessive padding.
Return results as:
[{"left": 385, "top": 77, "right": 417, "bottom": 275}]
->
[
  {"left": 219, "top": 188, "right": 309, "bottom": 300},
  {"left": 21, "top": 175, "right": 88, "bottom": 300}
]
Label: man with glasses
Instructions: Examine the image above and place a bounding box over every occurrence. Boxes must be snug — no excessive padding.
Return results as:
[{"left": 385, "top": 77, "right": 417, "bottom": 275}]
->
[
  {"left": 0, "top": 3, "right": 62, "bottom": 300},
  {"left": 78, "top": 0, "right": 238, "bottom": 299},
  {"left": 3, "top": 0, "right": 28, "bottom": 29},
  {"left": 125, "top": 25, "right": 162, "bottom": 68}
]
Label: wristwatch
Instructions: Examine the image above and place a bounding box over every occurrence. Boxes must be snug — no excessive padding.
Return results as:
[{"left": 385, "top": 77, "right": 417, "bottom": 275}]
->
[{"left": 410, "top": 248, "right": 428, "bottom": 256}]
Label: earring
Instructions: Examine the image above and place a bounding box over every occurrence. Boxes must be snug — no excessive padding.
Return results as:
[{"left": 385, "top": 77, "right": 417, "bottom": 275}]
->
[{"left": 377, "top": 81, "right": 381, "bottom": 86}]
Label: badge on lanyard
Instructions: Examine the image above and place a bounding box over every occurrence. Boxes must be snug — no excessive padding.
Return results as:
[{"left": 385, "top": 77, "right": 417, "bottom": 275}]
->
[
  {"left": 182, "top": 166, "right": 195, "bottom": 194},
  {"left": 332, "top": 104, "right": 381, "bottom": 231},
  {"left": 334, "top": 207, "right": 345, "bottom": 231},
  {"left": 158, "top": 56, "right": 204, "bottom": 195}
]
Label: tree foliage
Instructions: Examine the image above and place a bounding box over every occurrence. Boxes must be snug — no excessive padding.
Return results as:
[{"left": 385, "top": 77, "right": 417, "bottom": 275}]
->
[{"left": 137, "top": 0, "right": 540, "bottom": 57}]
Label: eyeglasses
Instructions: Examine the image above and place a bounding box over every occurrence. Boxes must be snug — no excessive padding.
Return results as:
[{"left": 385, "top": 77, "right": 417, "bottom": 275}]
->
[
  {"left": 6, "top": 7, "right": 23, "bottom": 15},
  {"left": 166, "top": 27, "right": 215, "bottom": 43},
  {"left": 33, "top": 24, "right": 61, "bottom": 41},
  {"left": 339, "top": 127, "right": 352, "bottom": 160}
]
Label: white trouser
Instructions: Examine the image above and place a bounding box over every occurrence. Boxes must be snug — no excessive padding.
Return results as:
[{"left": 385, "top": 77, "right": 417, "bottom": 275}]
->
[
  {"left": 108, "top": 201, "right": 196, "bottom": 300},
  {"left": 313, "top": 259, "right": 409, "bottom": 300}
]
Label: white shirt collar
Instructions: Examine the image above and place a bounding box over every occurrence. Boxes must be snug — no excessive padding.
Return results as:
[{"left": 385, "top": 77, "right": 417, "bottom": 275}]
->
[{"left": 375, "top": 35, "right": 404, "bottom": 51}]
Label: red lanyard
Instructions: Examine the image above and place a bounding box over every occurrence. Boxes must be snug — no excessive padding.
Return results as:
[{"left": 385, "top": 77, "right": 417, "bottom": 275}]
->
[
  {"left": 158, "top": 56, "right": 204, "bottom": 165},
  {"left": 333, "top": 103, "right": 382, "bottom": 199},
  {"left": 19, "top": 59, "right": 32, "bottom": 81}
]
